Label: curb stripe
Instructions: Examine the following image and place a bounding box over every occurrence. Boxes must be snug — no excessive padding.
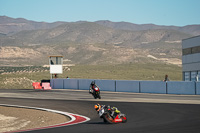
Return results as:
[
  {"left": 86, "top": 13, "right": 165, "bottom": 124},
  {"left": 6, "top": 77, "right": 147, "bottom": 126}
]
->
[{"left": 0, "top": 104, "right": 90, "bottom": 133}]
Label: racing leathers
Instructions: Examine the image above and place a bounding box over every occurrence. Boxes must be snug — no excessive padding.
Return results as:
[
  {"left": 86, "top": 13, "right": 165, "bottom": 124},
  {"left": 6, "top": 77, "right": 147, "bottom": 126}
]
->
[
  {"left": 89, "top": 81, "right": 95, "bottom": 94},
  {"left": 97, "top": 105, "right": 121, "bottom": 119},
  {"left": 89, "top": 81, "right": 100, "bottom": 94},
  {"left": 110, "top": 106, "right": 121, "bottom": 119}
]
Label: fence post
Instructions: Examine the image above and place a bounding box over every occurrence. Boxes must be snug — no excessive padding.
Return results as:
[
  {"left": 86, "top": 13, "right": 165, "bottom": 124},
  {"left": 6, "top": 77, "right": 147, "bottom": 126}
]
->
[
  {"left": 77, "top": 79, "right": 79, "bottom": 90},
  {"left": 195, "top": 81, "right": 197, "bottom": 95},
  {"left": 139, "top": 81, "right": 141, "bottom": 93}
]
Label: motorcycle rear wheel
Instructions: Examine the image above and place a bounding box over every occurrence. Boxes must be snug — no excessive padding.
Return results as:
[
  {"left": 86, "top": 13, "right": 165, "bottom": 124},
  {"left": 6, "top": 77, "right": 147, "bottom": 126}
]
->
[{"left": 103, "top": 113, "right": 114, "bottom": 124}]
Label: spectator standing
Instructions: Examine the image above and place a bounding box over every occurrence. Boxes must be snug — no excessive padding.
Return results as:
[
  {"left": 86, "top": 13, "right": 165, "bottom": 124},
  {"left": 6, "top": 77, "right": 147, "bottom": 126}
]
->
[
  {"left": 164, "top": 74, "right": 169, "bottom": 82},
  {"left": 196, "top": 74, "right": 199, "bottom": 81}
]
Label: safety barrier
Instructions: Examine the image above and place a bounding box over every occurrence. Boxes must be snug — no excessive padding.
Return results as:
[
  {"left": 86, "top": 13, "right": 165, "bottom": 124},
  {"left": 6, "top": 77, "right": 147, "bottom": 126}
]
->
[
  {"left": 50, "top": 79, "right": 200, "bottom": 95},
  {"left": 196, "top": 82, "right": 200, "bottom": 95},
  {"left": 32, "top": 82, "right": 42, "bottom": 89},
  {"left": 167, "top": 81, "right": 195, "bottom": 95},
  {"left": 95, "top": 80, "right": 116, "bottom": 91},
  {"left": 42, "top": 82, "right": 52, "bottom": 90},
  {"left": 51, "top": 79, "right": 64, "bottom": 89},
  {"left": 64, "top": 79, "right": 78, "bottom": 89},
  {"left": 78, "top": 79, "right": 93, "bottom": 90},
  {"left": 116, "top": 80, "right": 140, "bottom": 93},
  {"left": 140, "top": 81, "right": 166, "bottom": 94}
]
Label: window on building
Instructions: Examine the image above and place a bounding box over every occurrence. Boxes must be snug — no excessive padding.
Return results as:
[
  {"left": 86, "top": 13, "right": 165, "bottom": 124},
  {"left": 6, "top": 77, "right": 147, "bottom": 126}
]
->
[
  {"left": 182, "top": 48, "right": 192, "bottom": 55},
  {"left": 192, "top": 46, "right": 200, "bottom": 54},
  {"left": 49, "top": 56, "right": 63, "bottom": 65},
  {"left": 184, "top": 72, "right": 190, "bottom": 81},
  {"left": 198, "top": 71, "right": 200, "bottom": 81},
  {"left": 191, "top": 71, "right": 197, "bottom": 81},
  {"left": 183, "top": 46, "right": 200, "bottom": 55}
]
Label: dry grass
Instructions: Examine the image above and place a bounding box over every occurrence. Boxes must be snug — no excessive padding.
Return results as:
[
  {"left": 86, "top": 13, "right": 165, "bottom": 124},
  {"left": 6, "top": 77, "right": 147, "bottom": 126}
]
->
[{"left": 0, "top": 63, "right": 182, "bottom": 89}]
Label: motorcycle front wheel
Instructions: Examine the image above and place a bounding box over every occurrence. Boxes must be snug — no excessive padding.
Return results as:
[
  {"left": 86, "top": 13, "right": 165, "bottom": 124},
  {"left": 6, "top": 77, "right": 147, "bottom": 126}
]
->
[{"left": 121, "top": 114, "right": 127, "bottom": 123}]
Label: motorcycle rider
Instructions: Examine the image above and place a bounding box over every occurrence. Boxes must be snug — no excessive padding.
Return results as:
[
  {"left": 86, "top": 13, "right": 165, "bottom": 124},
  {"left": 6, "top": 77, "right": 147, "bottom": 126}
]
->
[
  {"left": 94, "top": 104, "right": 121, "bottom": 119},
  {"left": 89, "top": 81, "right": 98, "bottom": 94},
  {"left": 94, "top": 103, "right": 102, "bottom": 112}
]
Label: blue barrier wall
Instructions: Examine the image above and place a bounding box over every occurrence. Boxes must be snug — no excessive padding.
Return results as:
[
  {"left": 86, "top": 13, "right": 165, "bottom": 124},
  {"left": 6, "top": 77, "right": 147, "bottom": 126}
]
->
[
  {"left": 140, "top": 81, "right": 166, "bottom": 94},
  {"left": 64, "top": 79, "right": 78, "bottom": 89},
  {"left": 50, "top": 79, "right": 199, "bottom": 95},
  {"left": 195, "top": 82, "right": 200, "bottom": 95},
  {"left": 167, "top": 81, "right": 195, "bottom": 95},
  {"left": 79, "top": 79, "right": 94, "bottom": 90},
  {"left": 116, "top": 80, "right": 140, "bottom": 92},
  {"left": 94, "top": 80, "right": 115, "bottom": 91},
  {"left": 50, "top": 80, "right": 54, "bottom": 88},
  {"left": 52, "top": 79, "right": 64, "bottom": 89}
]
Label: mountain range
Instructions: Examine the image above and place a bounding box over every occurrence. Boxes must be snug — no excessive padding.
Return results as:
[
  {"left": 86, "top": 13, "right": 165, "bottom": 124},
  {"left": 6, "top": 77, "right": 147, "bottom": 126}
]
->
[{"left": 0, "top": 16, "right": 199, "bottom": 66}]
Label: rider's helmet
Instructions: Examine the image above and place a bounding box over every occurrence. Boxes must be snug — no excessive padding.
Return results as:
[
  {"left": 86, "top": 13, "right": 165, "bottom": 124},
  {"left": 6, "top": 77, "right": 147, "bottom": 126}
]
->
[
  {"left": 91, "top": 81, "right": 95, "bottom": 85},
  {"left": 94, "top": 104, "right": 101, "bottom": 111}
]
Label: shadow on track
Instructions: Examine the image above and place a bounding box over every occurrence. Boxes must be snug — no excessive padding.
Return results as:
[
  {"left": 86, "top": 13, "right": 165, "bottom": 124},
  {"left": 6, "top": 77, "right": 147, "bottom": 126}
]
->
[{"left": 86, "top": 121, "right": 108, "bottom": 125}]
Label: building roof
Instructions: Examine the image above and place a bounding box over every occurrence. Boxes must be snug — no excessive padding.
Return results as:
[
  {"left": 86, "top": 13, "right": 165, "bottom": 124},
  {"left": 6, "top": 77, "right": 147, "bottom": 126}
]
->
[{"left": 182, "top": 35, "right": 200, "bottom": 41}]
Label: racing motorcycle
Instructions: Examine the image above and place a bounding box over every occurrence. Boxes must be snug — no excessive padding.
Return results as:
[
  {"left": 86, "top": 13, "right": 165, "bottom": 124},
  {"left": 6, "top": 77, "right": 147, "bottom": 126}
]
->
[
  {"left": 98, "top": 106, "right": 127, "bottom": 124},
  {"left": 89, "top": 81, "right": 101, "bottom": 99}
]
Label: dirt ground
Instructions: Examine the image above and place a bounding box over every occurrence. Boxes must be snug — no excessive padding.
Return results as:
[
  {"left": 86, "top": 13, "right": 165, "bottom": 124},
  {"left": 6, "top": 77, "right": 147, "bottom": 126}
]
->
[{"left": 0, "top": 106, "right": 70, "bottom": 133}]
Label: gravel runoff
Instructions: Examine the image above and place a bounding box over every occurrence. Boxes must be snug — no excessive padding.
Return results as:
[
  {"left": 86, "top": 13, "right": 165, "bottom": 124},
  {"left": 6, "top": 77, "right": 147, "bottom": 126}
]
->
[{"left": 0, "top": 106, "right": 70, "bottom": 133}]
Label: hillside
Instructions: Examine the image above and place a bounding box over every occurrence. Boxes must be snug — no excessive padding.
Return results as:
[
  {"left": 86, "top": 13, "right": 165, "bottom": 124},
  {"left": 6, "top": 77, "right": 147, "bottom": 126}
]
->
[
  {"left": 0, "top": 16, "right": 66, "bottom": 35},
  {"left": 1, "top": 22, "right": 190, "bottom": 46},
  {"left": 96, "top": 20, "right": 200, "bottom": 36},
  {"left": 1, "top": 16, "right": 200, "bottom": 36},
  {"left": 0, "top": 16, "right": 197, "bottom": 66}
]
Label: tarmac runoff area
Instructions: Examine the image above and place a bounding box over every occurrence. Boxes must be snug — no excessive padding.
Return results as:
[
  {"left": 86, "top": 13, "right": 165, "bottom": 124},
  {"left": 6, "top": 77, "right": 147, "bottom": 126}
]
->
[{"left": 0, "top": 89, "right": 200, "bottom": 132}]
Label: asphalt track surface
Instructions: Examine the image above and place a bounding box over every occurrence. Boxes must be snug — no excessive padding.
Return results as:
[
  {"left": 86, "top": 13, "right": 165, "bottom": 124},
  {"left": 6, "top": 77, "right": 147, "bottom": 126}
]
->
[{"left": 1, "top": 89, "right": 200, "bottom": 133}]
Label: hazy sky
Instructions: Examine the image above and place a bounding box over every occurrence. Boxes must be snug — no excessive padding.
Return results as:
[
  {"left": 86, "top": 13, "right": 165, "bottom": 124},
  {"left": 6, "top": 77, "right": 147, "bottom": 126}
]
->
[{"left": 0, "top": 0, "right": 200, "bottom": 26}]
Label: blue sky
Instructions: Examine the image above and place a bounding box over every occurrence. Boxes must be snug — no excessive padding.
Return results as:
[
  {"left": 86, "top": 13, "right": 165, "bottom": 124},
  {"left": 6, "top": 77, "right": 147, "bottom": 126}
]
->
[{"left": 0, "top": 0, "right": 200, "bottom": 26}]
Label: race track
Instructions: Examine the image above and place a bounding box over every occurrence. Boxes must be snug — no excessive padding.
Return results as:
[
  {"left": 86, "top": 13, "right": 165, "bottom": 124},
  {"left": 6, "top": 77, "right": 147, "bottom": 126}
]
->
[{"left": 0, "top": 89, "right": 200, "bottom": 133}]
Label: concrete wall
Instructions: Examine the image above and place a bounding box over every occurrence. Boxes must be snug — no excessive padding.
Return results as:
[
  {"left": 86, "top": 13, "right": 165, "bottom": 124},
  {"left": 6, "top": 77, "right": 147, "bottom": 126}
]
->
[
  {"left": 140, "top": 81, "right": 166, "bottom": 94},
  {"left": 167, "top": 81, "right": 195, "bottom": 95},
  {"left": 51, "top": 79, "right": 64, "bottom": 89},
  {"left": 94, "top": 79, "right": 116, "bottom": 91},
  {"left": 196, "top": 82, "right": 200, "bottom": 95},
  {"left": 116, "top": 80, "right": 140, "bottom": 93},
  {"left": 63, "top": 79, "right": 78, "bottom": 89},
  {"left": 50, "top": 79, "right": 199, "bottom": 95},
  {"left": 78, "top": 79, "right": 94, "bottom": 90}
]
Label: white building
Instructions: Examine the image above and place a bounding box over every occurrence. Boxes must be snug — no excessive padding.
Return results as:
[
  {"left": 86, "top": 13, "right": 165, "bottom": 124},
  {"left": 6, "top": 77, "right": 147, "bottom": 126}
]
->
[{"left": 182, "top": 35, "right": 200, "bottom": 81}]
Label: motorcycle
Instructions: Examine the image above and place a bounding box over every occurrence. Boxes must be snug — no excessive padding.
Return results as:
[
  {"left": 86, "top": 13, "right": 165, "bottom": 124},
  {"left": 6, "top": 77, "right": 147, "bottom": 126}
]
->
[
  {"left": 89, "top": 81, "right": 101, "bottom": 99},
  {"left": 98, "top": 106, "right": 127, "bottom": 124}
]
